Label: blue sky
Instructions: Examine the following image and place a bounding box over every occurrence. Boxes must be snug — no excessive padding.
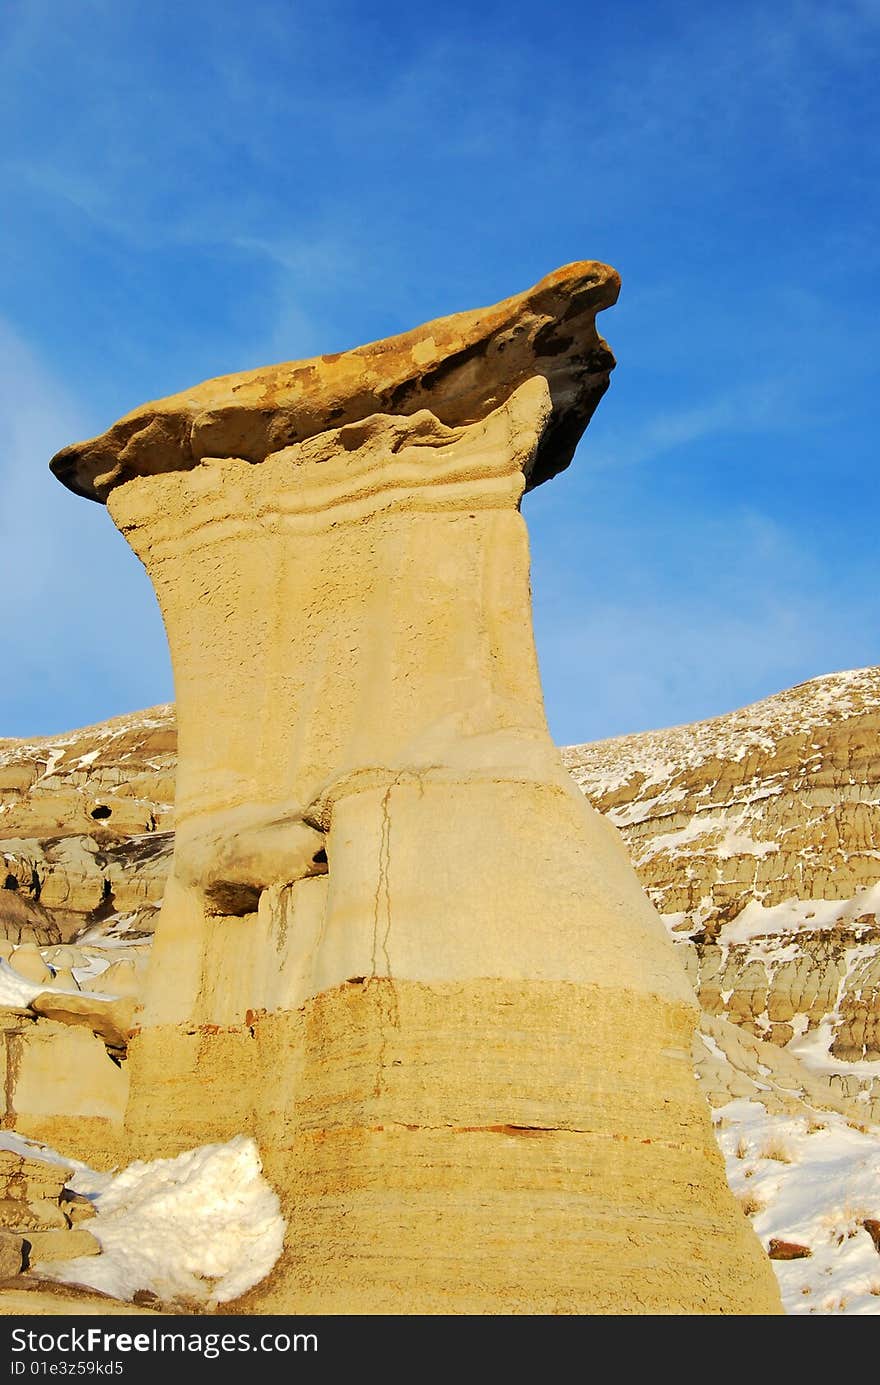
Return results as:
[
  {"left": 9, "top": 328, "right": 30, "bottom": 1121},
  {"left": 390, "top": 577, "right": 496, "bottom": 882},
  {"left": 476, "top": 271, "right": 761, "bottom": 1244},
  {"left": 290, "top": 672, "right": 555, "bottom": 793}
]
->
[{"left": 1, "top": 0, "right": 878, "bottom": 745}]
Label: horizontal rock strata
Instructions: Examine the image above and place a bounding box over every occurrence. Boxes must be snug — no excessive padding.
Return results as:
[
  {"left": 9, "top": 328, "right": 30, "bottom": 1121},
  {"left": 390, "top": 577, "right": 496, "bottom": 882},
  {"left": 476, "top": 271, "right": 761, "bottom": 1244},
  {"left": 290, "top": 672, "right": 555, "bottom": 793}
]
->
[
  {"left": 0, "top": 1150, "right": 99, "bottom": 1283},
  {"left": 0, "top": 708, "right": 174, "bottom": 943},
  {"left": 565, "top": 667, "right": 880, "bottom": 1113}
]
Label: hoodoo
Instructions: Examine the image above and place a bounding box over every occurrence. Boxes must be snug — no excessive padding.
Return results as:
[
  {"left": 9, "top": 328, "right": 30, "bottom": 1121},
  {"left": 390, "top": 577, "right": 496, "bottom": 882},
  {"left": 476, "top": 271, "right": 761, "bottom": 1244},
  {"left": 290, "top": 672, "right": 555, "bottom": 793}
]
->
[{"left": 51, "top": 264, "right": 782, "bottom": 1313}]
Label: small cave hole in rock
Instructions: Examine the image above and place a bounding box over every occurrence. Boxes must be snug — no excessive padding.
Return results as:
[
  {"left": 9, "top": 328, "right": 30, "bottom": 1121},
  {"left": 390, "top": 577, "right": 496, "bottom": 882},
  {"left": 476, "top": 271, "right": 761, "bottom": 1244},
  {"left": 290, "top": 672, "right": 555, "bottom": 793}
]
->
[
  {"left": 91, "top": 805, "right": 112, "bottom": 820},
  {"left": 204, "top": 882, "right": 262, "bottom": 917},
  {"left": 312, "top": 848, "right": 327, "bottom": 865},
  {"left": 3, "top": 874, "right": 18, "bottom": 891}
]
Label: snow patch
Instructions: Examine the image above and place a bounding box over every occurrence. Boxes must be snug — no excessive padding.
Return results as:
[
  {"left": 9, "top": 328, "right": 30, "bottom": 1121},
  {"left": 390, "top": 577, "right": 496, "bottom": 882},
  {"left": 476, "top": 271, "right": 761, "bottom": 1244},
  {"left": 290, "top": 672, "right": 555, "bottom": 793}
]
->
[
  {"left": 715, "top": 1098, "right": 880, "bottom": 1314},
  {"left": 72, "top": 749, "right": 100, "bottom": 768},
  {"left": 40, "top": 750, "right": 66, "bottom": 779},
  {"left": 719, "top": 885, "right": 880, "bottom": 946},
  {"left": 40, "top": 1135, "right": 285, "bottom": 1308}
]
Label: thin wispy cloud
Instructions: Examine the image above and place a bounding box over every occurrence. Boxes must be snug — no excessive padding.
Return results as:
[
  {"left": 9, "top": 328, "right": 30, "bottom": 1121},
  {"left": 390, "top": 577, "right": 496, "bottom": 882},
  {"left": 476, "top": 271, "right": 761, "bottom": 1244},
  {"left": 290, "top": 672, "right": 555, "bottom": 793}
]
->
[{"left": 0, "top": 0, "right": 876, "bottom": 739}]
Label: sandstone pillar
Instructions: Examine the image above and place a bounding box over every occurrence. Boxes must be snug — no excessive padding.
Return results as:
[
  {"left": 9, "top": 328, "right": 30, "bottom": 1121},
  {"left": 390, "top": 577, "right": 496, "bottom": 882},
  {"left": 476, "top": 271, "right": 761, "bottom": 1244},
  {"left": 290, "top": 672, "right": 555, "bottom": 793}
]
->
[{"left": 51, "top": 264, "right": 782, "bottom": 1314}]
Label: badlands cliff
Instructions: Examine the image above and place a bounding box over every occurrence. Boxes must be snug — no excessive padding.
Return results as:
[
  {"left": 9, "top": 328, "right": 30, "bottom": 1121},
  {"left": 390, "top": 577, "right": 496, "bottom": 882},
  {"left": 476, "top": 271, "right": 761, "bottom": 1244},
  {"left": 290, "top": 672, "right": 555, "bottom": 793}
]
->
[
  {"left": 0, "top": 708, "right": 174, "bottom": 946},
  {"left": 565, "top": 666, "right": 880, "bottom": 1109},
  {"left": 20, "top": 262, "right": 779, "bottom": 1315}
]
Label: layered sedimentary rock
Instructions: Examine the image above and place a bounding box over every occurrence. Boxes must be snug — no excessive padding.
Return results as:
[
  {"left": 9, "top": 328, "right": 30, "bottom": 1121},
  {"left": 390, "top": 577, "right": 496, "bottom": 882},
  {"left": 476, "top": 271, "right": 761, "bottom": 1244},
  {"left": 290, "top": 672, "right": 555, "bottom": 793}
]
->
[
  {"left": 49, "top": 263, "right": 780, "bottom": 1314},
  {"left": 0, "top": 1148, "right": 100, "bottom": 1282},
  {"left": 0, "top": 1013, "right": 129, "bottom": 1153},
  {"left": 0, "top": 935, "right": 143, "bottom": 1154},
  {"left": 0, "top": 710, "right": 175, "bottom": 943},
  {"left": 0, "top": 719, "right": 163, "bottom": 1156},
  {"left": 565, "top": 668, "right": 880, "bottom": 1114}
]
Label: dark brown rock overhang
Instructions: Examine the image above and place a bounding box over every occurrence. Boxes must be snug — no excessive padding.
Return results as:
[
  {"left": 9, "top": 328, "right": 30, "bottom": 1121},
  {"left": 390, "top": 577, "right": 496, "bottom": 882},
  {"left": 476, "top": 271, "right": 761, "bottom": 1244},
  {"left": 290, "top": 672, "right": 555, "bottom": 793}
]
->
[{"left": 50, "top": 260, "right": 619, "bottom": 504}]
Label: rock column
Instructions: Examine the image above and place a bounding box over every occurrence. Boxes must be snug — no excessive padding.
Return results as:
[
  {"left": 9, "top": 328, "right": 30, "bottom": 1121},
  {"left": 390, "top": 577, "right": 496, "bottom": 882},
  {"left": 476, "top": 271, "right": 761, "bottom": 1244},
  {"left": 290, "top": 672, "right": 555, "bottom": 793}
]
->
[{"left": 51, "top": 264, "right": 782, "bottom": 1313}]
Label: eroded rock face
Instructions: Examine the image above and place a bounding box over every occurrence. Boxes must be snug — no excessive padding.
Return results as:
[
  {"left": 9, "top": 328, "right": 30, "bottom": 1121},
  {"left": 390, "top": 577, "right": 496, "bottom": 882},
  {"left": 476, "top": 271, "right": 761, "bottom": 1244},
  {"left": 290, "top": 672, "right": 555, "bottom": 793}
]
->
[
  {"left": 566, "top": 667, "right": 880, "bottom": 1104},
  {"left": 0, "top": 1017, "right": 130, "bottom": 1154},
  {"left": 0, "top": 720, "right": 169, "bottom": 1161},
  {"left": 49, "top": 264, "right": 781, "bottom": 1315},
  {"left": 0, "top": 1152, "right": 100, "bottom": 1284},
  {"left": 0, "top": 710, "right": 175, "bottom": 943},
  {"left": 29, "top": 993, "right": 135, "bottom": 1053}
]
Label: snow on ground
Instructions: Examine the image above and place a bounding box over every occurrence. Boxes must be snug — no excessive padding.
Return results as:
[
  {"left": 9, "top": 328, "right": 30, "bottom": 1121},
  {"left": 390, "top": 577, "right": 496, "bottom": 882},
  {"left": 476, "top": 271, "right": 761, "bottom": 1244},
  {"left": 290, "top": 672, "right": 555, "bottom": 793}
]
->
[
  {"left": 630, "top": 811, "right": 780, "bottom": 867},
  {"left": 788, "top": 1017, "right": 880, "bottom": 1083},
  {"left": 0, "top": 938, "right": 150, "bottom": 1004},
  {"left": 0, "top": 959, "right": 116, "bottom": 1007},
  {"left": 75, "top": 915, "right": 156, "bottom": 947},
  {"left": 0, "top": 962, "right": 49, "bottom": 1009},
  {"left": 0, "top": 1129, "right": 285, "bottom": 1309},
  {"left": 0, "top": 953, "right": 135, "bottom": 1004},
  {"left": 718, "top": 884, "right": 880, "bottom": 947},
  {"left": 714, "top": 1098, "right": 880, "bottom": 1314}
]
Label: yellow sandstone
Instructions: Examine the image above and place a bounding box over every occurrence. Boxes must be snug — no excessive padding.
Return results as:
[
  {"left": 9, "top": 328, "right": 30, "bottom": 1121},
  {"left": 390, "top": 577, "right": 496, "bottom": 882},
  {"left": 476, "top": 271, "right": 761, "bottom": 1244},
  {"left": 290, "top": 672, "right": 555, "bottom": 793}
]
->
[{"left": 50, "top": 264, "right": 781, "bottom": 1314}]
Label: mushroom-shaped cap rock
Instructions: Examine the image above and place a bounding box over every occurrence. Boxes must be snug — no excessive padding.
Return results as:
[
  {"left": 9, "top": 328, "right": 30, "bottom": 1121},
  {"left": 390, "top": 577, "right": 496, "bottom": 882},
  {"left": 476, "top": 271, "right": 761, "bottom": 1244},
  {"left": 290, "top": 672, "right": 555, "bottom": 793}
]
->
[{"left": 50, "top": 261, "right": 619, "bottom": 503}]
